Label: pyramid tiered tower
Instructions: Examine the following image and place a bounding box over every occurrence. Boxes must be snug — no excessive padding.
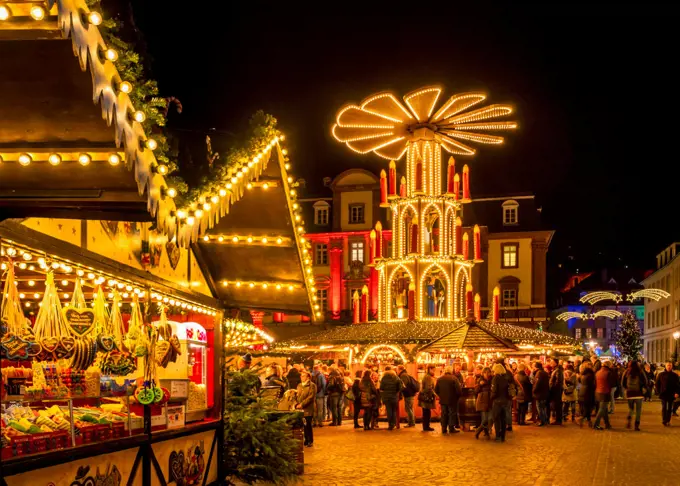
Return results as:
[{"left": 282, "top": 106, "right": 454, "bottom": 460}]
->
[{"left": 332, "top": 86, "right": 517, "bottom": 323}]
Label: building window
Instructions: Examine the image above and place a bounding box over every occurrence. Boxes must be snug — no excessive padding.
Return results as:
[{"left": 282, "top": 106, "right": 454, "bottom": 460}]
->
[
  {"left": 502, "top": 200, "right": 519, "bottom": 225},
  {"left": 316, "top": 289, "right": 328, "bottom": 312},
  {"left": 586, "top": 328, "right": 592, "bottom": 339},
  {"left": 315, "top": 244, "right": 328, "bottom": 265},
  {"left": 501, "top": 243, "right": 519, "bottom": 269},
  {"left": 666, "top": 304, "right": 671, "bottom": 324},
  {"left": 350, "top": 241, "right": 365, "bottom": 263},
  {"left": 272, "top": 312, "right": 285, "bottom": 323},
  {"left": 597, "top": 328, "right": 604, "bottom": 339},
  {"left": 314, "top": 206, "right": 329, "bottom": 226},
  {"left": 348, "top": 204, "right": 365, "bottom": 224},
  {"left": 575, "top": 328, "right": 582, "bottom": 339},
  {"left": 501, "top": 289, "right": 517, "bottom": 307}
]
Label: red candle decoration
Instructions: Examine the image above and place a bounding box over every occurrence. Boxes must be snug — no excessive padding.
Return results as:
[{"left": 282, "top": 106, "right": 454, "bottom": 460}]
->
[
  {"left": 455, "top": 217, "right": 462, "bottom": 256},
  {"left": 465, "top": 283, "right": 474, "bottom": 317},
  {"left": 462, "top": 232, "right": 469, "bottom": 260},
  {"left": 492, "top": 286, "right": 500, "bottom": 322},
  {"left": 352, "top": 291, "right": 360, "bottom": 324},
  {"left": 399, "top": 176, "right": 407, "bottom": 197},
  {"left": 388, "top": 160, "right": 397, "bottom": 197},
  {"left": 473, "top": 224, "right": 481, "bottom": 260},
  {"left": 408, "top": 283, "right": 416, "bottom": 320},
  {"left": 379, "top": 169, "right": 388, "bottom": 206},
  {"left": 446, "top": 156, "right": 456, "bottom": 194},
  {"left": 453, "top": 174, "right": 460, "bottom": 201},
  {"left": 410, "top": 223, "right": 418, "bottom": 254},
  {"left": 415, "top": 157, "right": 423, "bottom": 193},
  {"left": 462, "top": 165, "right": 471, "bottom": 202},
  {"left": 361, "top": 285, "right": 369, "bottom": 322},
  {"left": 369, "top": 229, "right": 376, "bottom": 263},
  {"left": 474, "top": 293, "right": 481, "bottom": 321},
  {"left": 375, "top": 221, "right": 383, "bottom": 258}
]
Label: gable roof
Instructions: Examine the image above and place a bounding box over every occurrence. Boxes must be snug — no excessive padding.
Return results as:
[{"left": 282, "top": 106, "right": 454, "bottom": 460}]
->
[{"left": 419, "top": 322, "right": 517, "bottom": 352}]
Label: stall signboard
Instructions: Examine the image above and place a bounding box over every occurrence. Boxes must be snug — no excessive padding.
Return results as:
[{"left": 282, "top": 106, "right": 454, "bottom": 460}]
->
[
  {"left": 170, "top": 380, "right": 188, "bottom": 398},
  {"left": 167, "top": 405, "right": 186, "bottom": 429}
]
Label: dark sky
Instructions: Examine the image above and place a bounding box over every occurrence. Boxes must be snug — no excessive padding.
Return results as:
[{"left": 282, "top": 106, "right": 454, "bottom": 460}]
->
[{"left": 128, "top": 2, "right": 679, "bottom": 273}]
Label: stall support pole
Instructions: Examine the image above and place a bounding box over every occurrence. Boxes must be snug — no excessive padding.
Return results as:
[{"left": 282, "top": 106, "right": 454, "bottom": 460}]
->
[{"left": 142, "top": 405, "right": 152, "bottom": 485}]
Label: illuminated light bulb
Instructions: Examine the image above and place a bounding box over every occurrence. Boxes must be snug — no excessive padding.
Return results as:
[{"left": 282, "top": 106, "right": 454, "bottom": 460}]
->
[
  {"left": 123, "top": 292, "right": 129, "bottom": 298},
  {"left": 78, "top": 153, "right": 91, "bottom": 166},
  {"left": 249, "top": 283, "right": 254, "bottom": 288},
  {"left": 88, "top": 273, "right": 95, "bottom": 279},
  {"left": 232, "top": 236, "right": 238, "bottom": 243},
  {"left": 300, "top": 237, "right": 307, "bottom": 244},
  {"left": 295, "top": 215, "right": 301, "bottom": 222},
  {"left": 287, "top": 176, "right": 293, "bottom": 183},
  {"left": 28, "top": 280, "right": 35, "bottom": 287},
  {"left": 276, "top": 238, "right": 283, "bottom": 244},
  {"left": 133, "top": 111, "right": 146, "bottom": 123},
  {"left": 276, "top": 284, "right": 282, "bottom": 290},
  {"left": 63, "top": 293, "right": 69, "bottom": 299},
  {"left": 314, "top": 304, "right": 320, "bottom": 310},
  {"left": 297, "top": 226, "right": 304, "bottom": 233},
  {"left": 22, "top": 252, "right": 31, "bottom": 261},
  {"left": 19, "top": 293, "right": 25, "bottom": 299},
  {"left": 176, "top": 209, "right": 186, "bottom": 219},
  {"left": 242, "top": 166, "right": 248, "bottom": 173},
  {"left": 162, "top": 297, "right": 169, "bottom": 303},
  {"left": 33, "top": 293, "right": 40, "bottom": 299},
  {"left": 145, "top": 138, "right": 158, "bottom": 150},
  {"left": 104, "top": 48, "right": 118, "bottom": 62},
  {"left": 219, "top": 189, "right": 227, "bottom": 197},
  {"left": 108, "top": 279, "right": 115, "bottom": 286},
  {"left": 202, "top": 203, "right": 211, "bottom": 211},
  {"left": 211, "top": 195, "right": 219, "bottom": 204},
  {"left": 280, "top": 135, "right": 286, "bottom": 141},
  {"left": 186, "top": 216, "right": 195, "bottom": 225},
  {"left": 18, "top": 153, "right": 32, "bottom": 166},
  {"left": 222, "top": 281, "right": 228, "bottom": 287},
  {"left": 119, "top": 81, "right": 132, "bottom": 93},
  {"left": 30, "top": 5, "right": 45, "bottom": 20},
  {"left": 262, "top": 183, "right": 269, "bottom": 190},
  {"left": 284, "top": 163, "right": 291, "bottom": 170},
  {"left": 25, "top": 302, "right": 30, "bottom": 308},
  {"left": 226, "top": 183, "right": 233, "bottom": 189},
  {"left": 18, "top": 262, "right": 26, "bottom": 270},
  {"left": 88, "top": 11, "right": 102, "bottom": 25},
  {"left": 235, "top": 282, "right": 241, "bottom": 287},
  {"left": 0, "top": 263, "right": 5, "bottom": 270},
  {"left": 236, "top": 172, "right": 243, "bottom": 178},
  {"left": 61, "top": 279, "right": 68, "bottom": 286},
  {"left": 166, "top": 188, "right": 177, "bottom": 198},
  {"left": 0, "top": 5, "right": 10, "bottom": 21},
  {"left": 316, "top": 312, "right": 321, "bottom": 317},
  {"left": 125, "top": 285, "right": 132, "bottom": 291},
  {"left": 77, "top": 269, "right": 85, "bottom": 277},
  {"left": 169, "top": 299, "right": 175, "bottom": 305},
  {"left": 262, "top": 283, "right": 268, "bottom": 289},
  {"left": 157, "top": 164, "right": 168, "bottom": 175},
  {"left": 218, "top": 236, "right": 224, "bottom": 242},
  {"left": 51, "top": 262, "right": 60, "bottom": 269},
  {"left": 203, "top": 236, "right": 209, "bottom": 242},
  {"left": 282, "top": 149, "right": 288, "bottom": 155},
  {"left": 247, "top": 237, "right": 253, "bottom": 243},
  {"left": 292, "top": 203, "right": 299, "bottom": 209},
  {"left": 246, "top": 183, "right": 253, "bottom": 190},
  {"left": 28, "top": 265, "right": 35, "bottom": 271},
  {"left": 48, "top": 153, "right": 61, "bottom": 166},
  {"left": 108, "top": 153, "right": 121, "bottom": 166},
  {"left": 290, "top": 189, "right": 296, "bottom": 196},
  {"left": 288, "top": 285, "right": 294, "bottom": 291},
  {"left": 261, "top": 237, "right": 268, "bottom": 244}
]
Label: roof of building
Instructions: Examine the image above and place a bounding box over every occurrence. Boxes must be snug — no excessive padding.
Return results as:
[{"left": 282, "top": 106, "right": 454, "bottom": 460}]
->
[
  {"left": 462, "top": 194, "right": 543, "bottom": 233},
  {"left": 419, "top": 322, "right": 517, "bottom": 352}
]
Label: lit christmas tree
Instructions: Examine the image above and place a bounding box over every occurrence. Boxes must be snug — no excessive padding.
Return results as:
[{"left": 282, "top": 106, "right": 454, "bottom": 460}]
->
[{"left": 614, "top": 311, "right": 643, "bottom": 362}]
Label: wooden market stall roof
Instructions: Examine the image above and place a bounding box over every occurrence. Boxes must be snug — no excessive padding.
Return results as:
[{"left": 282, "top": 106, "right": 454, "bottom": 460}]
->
[
  {"left": 193, "top": 145, "right": 316, "bottom": 319},
  {"left": 0, "top": 1, "right": 176, "bottom": 227},
  {"left": 419, "top": 322, "right": 518, "bottom": 353}
]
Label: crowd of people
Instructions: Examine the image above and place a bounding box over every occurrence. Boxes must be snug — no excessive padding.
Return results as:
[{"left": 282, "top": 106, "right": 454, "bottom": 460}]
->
[{"left": 261, "top": 357, "right": 680, "bottom": 446}]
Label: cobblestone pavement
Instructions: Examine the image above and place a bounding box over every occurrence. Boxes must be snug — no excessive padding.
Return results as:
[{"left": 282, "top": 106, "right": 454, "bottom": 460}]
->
[{"left": 300, "top": 401, "right": 680, "bottom": 486}]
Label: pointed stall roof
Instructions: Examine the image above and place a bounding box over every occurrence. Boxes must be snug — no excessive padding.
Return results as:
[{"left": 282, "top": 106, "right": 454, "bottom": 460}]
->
[{"left": 419, "top": 321, "right": 517, "bottom": 353}]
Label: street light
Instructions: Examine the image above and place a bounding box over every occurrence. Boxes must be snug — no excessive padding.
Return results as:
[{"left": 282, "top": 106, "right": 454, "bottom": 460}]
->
[{"left": 673, "top": 332, "right": 680, "bottom": 362}]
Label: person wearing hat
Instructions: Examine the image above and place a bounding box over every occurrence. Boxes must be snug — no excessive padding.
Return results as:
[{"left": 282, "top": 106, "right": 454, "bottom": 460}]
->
[
  {"left": 238, "top": 353, "right": 252, "bottom": 370},
  {"left": 296, "top": 370, "right": 317, "bottom": 447}
]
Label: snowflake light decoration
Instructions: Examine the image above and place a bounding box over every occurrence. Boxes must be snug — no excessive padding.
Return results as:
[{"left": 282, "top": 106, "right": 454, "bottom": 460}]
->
[{"left": 332, "top": 86, "right": 517, "bottom": 160}]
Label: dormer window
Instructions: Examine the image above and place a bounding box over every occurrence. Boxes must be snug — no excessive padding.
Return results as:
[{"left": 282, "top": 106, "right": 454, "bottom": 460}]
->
[
  {"left": 314, "top": 201, "right": 330, "bottom": 226},
  {"left": 502, "top": 200, "right": 519, "bottom": 225}
]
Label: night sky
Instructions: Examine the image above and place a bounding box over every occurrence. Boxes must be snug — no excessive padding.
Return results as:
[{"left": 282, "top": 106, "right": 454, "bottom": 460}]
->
[{"left": 128, "top": 2, "right": 679, "bottom": 273}]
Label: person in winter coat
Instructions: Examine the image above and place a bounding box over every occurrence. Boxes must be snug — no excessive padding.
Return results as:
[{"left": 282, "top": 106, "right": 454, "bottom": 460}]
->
[
  {"left": 515, "top": 363, "right": 532, "bottom": 426},
  {"left": 549, "top": 358, "right": 564, "bottom": 425},
  {"left": 593, "top": 363, "right": 612, "bottom": 430},
  {"left": 397, "top": 365, "right": 418, "bottom": 427},
  {"left": 311, "top": 365, "right": 327, "bottom": 427},
  {"left": 655, "top": 361, "right": 680, "bottom": 426},
  {"left": 608, "top": 362, "right": 619, "bottom": 414},
  {"left": 359, "top": 370, "right": 378, "bottom": 430},
  {"left": 265, "top": 364, "right": 288, "bottom": 398},
  {"left": 622, "top": 361, "right": 648, "bottom": 431},
  {"left": 326, "top": 367, "right": 346, "bottom": 426},
  {"left": 286, "top": 365, "right": 301, "bottom": 391},
  {"left": 578, "top": 362, "right": 596, "bottom": 428},
  {"left": 475, "top": 367, "right": 493, "bottom": 439},
  {"left": 379, "top": 366, "right": 404, "bottom": 430},
  {"left": 562, "top": 364, "right": 577, "bottom": 423},
  {"left": 419, "top": 365, "right": 437, "bottom": 432},
  {"left": 351, "top": 370, "right": 363, "bottom": 428},
  {"left": 491, "top": 363, "right": 511, "bottom": 442},
  {"left": 643, "top": 363, "right": 655, "bottom": 402},
  {"left": 435, "top": 366, "right": 463, "bottom": 434},
  {"left": 370, "top": 369, "right": 382, "bottom": 429},
  {"left": 296, "top": 370, "right": 317, "bottom": 447},
  {"left": 532, "top": 362, "right": 550, "bottom": 426}
]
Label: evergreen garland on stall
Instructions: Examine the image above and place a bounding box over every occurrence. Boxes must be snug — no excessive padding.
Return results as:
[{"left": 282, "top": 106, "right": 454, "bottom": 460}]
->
[
  {"left": 223, "top": 366, "right": 301, "bottom": 485},
  {"left": 614, "top": 310, "right": 643, "bottom": 362}
]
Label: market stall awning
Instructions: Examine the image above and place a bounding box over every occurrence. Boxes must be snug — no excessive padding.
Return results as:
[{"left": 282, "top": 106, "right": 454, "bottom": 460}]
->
[
  {"left": 193, "top": 146, "right": 316, "bottom": 318},
  {"left": 419, "top": 322, "right": 518, "bottom": 353},
  {"left": 0, "top": 2, "right": 175, "bottom": 226}
]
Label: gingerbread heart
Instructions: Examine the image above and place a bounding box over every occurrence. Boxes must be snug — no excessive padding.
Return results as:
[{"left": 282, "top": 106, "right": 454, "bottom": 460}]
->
[
  {"left": 63, "top": 308, "right": 96, "bottom": 337},
  {"left": 169, "top": 335, "right": 181, "bottom": 355},
  {"left": 40, "top": 337, "right": 59, "bottom": 353},
  {"left": 155, "top": 341, "right": 171, "bottom": 367},
  {"left": 98, "top": 335, "right": 115, "bottom": 352},
  {"left": 169, "top": 451, "right": 185, "bottom": 484}
]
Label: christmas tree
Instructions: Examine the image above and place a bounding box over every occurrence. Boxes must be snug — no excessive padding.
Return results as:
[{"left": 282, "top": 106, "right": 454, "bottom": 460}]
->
[
  {"left": 614, "top": 311, "right": 643, "bottom": 362},
  {"left": 223, "top": 365, "right": 301, "bottom": 485}
]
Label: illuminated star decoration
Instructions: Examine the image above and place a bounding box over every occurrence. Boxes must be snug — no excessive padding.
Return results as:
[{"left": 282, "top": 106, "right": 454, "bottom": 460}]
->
[
  {"left": 556, "top": 311, "right": 585, "bottom": 321},
  {"left": 590, "top": 310, "right": 623, "bottom": 319},
  {"left": 331, "top": 86, "right": 517, "bottom": 160},
  {"left": 626, "top": 289, "right": 671, "bottom": 302},
  {"left": 579, "top": 291, "right": 621, "bottom": 305}
]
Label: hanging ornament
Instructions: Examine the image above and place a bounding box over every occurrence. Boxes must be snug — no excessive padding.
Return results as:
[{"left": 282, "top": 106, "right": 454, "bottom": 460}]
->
[
  {"left": 69, "top": 278, "right": 87, "bottom": 309},
  {"left": 109, "top": 290, "right": 126, "bottom": 351},
  {"left": 33, "top": 271, "right": 75, "bottom": 361},
  {"left": 126, "top": 293, "right": 144, "bottom": 354}
]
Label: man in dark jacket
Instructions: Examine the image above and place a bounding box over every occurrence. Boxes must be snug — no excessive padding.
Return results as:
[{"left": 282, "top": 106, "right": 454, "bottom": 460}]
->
[
  {"left": 326, "top": 367, "right": 346, "bottom": 426},
  {"left": 286, "top": 365, "right": 301, "bottom": 391},
  {"left": 379, "top": 366, "right": 404, "bottom": 430},
  {"left": 312, "top": 365, "right": 327, "bottom": 427},
  {"left": 608, "top": 362, "right": 619, "bottom": 414},
  {"left": 435, "top": 366, "right": 462, "bottom": 434},
  {"left": 397, "top": 365, "right": 417, "bottom": 427},
  {"left": 655, "top": 361, "right": 680, "bottom": 426},
  {"left": 533, "top": 362, "right": 550, "bottom": 426},
  {"left": 515, "top": 364, "right": 532, "bottom": 425},
  {"left": 549, "top": 358, "right": 564, "bottom": 425}
]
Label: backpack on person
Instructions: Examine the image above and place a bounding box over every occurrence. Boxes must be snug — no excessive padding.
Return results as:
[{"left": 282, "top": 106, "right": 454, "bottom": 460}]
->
[
  {"left": 328, "top": 374, "right": 346, "bottom": 394},
  {"left": 404, "top": 374, "right": 421, "bottom": 396}
]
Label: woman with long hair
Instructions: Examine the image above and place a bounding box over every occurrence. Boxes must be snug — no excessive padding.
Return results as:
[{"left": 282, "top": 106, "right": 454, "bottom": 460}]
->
[
  {"left": 475, "top": 367, "right": 493, "bottom": 439},
  {"left": 359, "top": 370, "right": 378, "bottom": 430},
  {"left": 622, "top": 361, "right": 648, "bottom": 431},
  {"left": 491, "top": 363, "right": 511, "bottom": 442}
]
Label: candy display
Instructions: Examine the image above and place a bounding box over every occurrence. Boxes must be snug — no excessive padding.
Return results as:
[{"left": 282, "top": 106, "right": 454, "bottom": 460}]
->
[
  {"left": 100, "top": 351, "right": 137, "bottom": 376},
  {"left": 187, "top": 382, "right": 207, "bottom": 411}
]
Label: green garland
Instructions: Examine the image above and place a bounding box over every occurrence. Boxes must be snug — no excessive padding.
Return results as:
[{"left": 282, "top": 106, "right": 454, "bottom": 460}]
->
[{"left": 85, "top": 0, "right": 187, "bottom": 194}]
